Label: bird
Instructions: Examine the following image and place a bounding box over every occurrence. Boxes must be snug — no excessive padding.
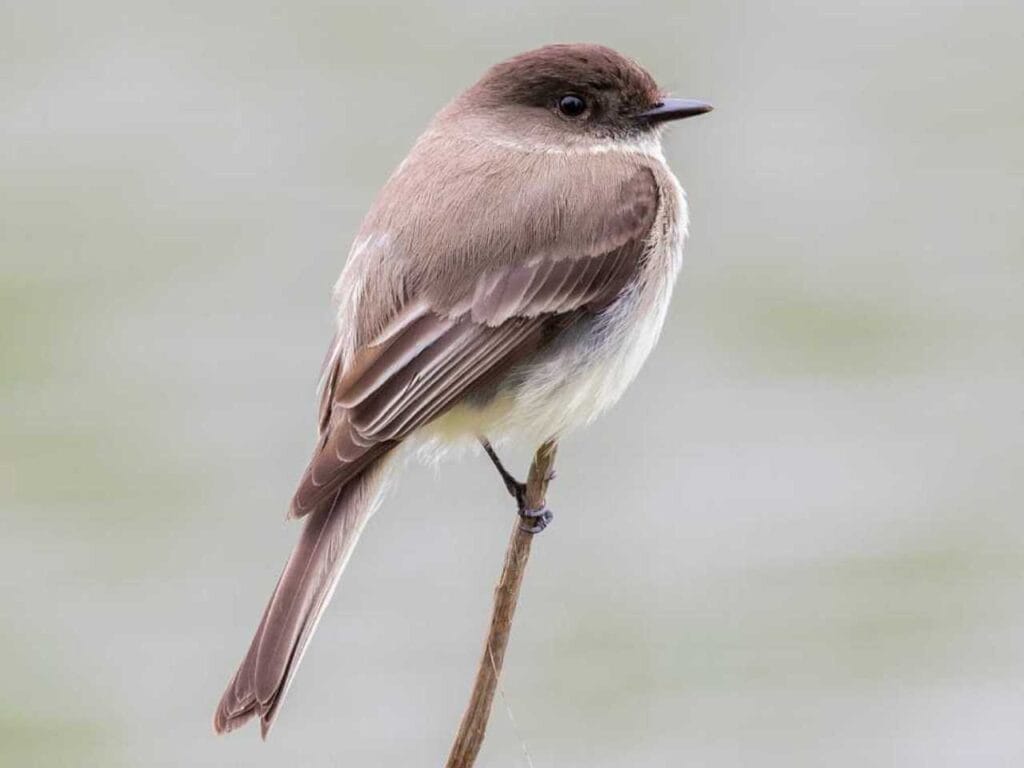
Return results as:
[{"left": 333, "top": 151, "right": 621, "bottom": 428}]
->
[{"left": 213, "top": 42, "right": 711, "bottom": 737}]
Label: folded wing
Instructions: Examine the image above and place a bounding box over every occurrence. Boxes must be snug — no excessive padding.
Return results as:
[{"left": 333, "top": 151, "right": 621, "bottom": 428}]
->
[{"left": 290, "top": 165, "right": 659, "bottom": 517}]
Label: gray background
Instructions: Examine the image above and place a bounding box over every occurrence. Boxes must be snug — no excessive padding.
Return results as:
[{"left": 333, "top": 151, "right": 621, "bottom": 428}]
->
[{"left": 3, "top": 1, "right": 1023, "bottom": 766}]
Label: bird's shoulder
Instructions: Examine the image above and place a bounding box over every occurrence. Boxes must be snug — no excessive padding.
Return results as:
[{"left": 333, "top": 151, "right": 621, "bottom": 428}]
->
[{"left": 343, "top": 134, "right": 664, "bottom": 334}]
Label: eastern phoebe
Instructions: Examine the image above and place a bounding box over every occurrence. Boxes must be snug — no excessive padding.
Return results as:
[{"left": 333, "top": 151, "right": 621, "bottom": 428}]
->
[{"left": 214, "top": 43, "right": 711, "bottom": 737}]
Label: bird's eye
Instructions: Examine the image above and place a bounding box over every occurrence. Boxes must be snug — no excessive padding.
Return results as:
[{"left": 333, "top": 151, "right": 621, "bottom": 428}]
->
[{"left": 557, "top": 94, "right": 587, "bottom": 118}]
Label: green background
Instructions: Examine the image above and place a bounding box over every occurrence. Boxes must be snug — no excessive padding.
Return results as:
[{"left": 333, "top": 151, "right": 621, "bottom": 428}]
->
[{"left": 2, "top": 1, "right": 1022, "bottom": 765}]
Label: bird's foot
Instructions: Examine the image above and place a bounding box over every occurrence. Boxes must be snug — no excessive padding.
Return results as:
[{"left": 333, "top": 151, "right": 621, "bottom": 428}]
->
[
  {"left": 480, "top": 438, "right": 554, "bottom": 534},
  {"left": 518, "top": 504, "right": 554, "bottom": 534}
]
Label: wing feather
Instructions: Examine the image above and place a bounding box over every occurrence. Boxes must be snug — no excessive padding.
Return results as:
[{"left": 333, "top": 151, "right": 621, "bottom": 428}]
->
[{"left": 290, "top": 165, "right": 659, "bottom": 518}]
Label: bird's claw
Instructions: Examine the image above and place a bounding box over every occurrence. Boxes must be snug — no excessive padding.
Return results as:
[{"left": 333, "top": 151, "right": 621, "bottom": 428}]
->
[
  {"left": 480, "top": 438, "right": 554, "bottom": 534},
  {"left": 518, "top": 505, "right": 554, "bottom": 534}
]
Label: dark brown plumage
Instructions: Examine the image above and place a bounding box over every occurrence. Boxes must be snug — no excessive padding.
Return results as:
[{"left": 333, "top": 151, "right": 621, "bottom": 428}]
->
[{"left": 468, "top": 43, "right": 663, "bottom": 138}]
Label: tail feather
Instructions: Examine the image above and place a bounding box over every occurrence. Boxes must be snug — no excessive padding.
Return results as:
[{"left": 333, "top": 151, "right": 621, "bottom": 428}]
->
[{"left": 213, "top": 462, "right": 388, "bottom": 737}]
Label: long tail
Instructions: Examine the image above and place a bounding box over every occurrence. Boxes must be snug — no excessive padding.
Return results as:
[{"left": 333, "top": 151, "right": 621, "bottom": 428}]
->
[{"left": 213, "top": 461, "right": 389, "bottom": 737}]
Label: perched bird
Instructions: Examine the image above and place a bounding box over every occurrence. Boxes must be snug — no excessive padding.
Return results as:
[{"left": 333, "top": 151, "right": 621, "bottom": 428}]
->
[{"left": 213, "top": 43, "right": 711, "bottom": 737}]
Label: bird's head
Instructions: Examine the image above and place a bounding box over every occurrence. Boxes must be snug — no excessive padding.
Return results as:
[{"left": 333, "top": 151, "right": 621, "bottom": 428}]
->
[{"left": 448, "top": 43, "right": 711, "bottom": 149}]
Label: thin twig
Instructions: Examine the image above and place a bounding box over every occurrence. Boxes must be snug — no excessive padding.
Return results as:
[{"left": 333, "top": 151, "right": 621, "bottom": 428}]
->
[{"left": 445, "top": 439, "right": 558, "bottom": 768}]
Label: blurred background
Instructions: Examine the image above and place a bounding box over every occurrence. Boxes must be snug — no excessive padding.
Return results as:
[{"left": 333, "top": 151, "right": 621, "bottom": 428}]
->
[{"left": 2, "top": 1, "right": 1022, "bottom": 765}]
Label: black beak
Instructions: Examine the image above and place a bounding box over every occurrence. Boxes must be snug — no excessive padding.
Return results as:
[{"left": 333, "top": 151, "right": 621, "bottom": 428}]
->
[{"left": 637, "top": 98, "right": 713, "bottom": 124}]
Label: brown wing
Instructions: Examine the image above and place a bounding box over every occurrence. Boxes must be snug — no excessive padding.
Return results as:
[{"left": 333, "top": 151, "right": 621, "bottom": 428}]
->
[{"left": 290, "top": 165, "right": 659, "bottom": 517}]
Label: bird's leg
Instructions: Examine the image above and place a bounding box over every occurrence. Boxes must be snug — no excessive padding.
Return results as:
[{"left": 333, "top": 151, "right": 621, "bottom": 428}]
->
[
  {"left": 480, "top": 439, "right": 526, "bottom": 505},
  {"left": 479, "top": 438, "right": 554, "bottom": 533}
]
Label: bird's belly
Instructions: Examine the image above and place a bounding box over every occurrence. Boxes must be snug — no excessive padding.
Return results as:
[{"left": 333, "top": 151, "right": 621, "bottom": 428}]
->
[
  {"left": 420, "top": 257, "right": 678, "bottom": 448},
  {"left": 507, "top": 273, "right": 675, "bottom": 438},
  {"left": 415, "top": 163, "right": 686, "bottom": 451}
]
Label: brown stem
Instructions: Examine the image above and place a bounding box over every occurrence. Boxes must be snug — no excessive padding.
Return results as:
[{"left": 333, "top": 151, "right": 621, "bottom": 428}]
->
[{"left": 445, "top": 439, "right": 558, "bottom": 768}]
